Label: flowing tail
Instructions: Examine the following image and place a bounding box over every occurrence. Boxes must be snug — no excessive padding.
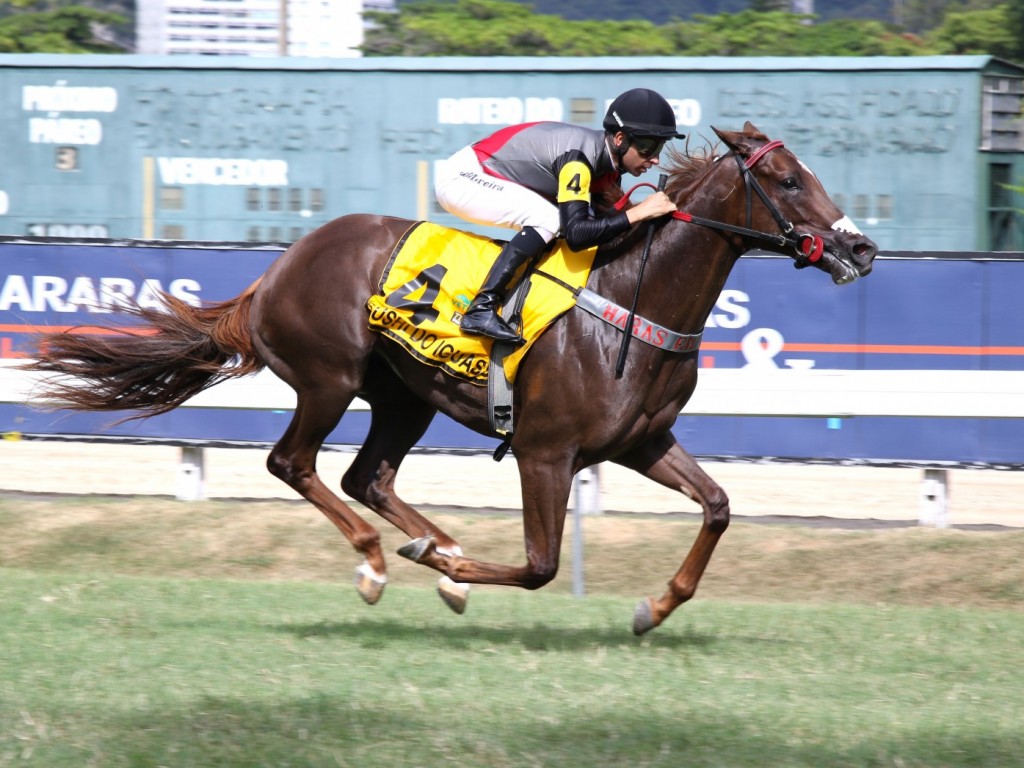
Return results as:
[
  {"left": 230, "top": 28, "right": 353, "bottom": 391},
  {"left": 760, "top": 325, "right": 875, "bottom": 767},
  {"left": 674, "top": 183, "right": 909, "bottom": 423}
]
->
[{"left": 24, "top": 279, "right": 266, "bottom": 419}]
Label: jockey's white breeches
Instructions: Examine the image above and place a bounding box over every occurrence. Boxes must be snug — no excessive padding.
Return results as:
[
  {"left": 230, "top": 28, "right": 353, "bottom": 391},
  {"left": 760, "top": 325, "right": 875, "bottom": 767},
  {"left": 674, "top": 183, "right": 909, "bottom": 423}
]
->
[{"left": 434, "top": 146, "right": 559, "bottom": 243}]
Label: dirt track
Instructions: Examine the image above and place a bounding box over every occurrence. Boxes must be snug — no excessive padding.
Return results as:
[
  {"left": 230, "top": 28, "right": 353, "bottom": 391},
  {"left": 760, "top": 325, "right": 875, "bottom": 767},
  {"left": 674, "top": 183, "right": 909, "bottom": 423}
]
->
[{"left": 2, "top": 438, "right": 1022, "bottom": 528}]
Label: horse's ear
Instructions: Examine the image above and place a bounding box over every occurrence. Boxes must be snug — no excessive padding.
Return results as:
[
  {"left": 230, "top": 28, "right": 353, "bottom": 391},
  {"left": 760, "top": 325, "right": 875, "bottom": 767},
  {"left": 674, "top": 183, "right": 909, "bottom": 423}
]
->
[
  {"left": 712, "top": 123, "right": 770, "bottom": 156},
  {"left": 712, "top": 122, "right": 762, "bottom": 141},
  {"left": 712, "top": 124, "right": 742, "bottom": 152}
]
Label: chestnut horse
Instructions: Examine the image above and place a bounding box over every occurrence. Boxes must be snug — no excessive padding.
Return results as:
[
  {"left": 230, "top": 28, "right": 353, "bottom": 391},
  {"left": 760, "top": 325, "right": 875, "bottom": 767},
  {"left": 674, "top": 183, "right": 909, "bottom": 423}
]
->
[{"left": 26, "top": 122, "right": 877, "bottom": 634}]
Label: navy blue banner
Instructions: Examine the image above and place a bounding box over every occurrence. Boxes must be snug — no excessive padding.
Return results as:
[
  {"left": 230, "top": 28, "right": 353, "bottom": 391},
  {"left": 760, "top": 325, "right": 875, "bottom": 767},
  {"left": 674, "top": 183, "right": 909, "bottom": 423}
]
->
[{"left": 2, "top": 240, "right": 1023, "bottom": 463}]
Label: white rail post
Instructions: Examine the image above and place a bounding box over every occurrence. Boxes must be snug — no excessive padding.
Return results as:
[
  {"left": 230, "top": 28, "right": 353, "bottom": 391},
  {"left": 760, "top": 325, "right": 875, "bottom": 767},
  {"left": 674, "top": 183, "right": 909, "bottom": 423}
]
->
[
  {"left": 176, "top": 445, "right": 206, "bottom": 501},
  {"left": 574, "top": 464, "right": 602, "bottom": 515},
  {"left": 918, "top": 468, "right": 949, "bottom": 528},
  {"left": 570, "top": 465, "right": 603, "bottom": 598}
]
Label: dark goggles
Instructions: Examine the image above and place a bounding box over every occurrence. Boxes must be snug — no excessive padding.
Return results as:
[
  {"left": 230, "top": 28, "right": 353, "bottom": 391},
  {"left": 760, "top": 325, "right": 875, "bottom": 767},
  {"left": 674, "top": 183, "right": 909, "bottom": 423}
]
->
[{"left": 630, "top": 135, "right": 667, "bottom": 159}]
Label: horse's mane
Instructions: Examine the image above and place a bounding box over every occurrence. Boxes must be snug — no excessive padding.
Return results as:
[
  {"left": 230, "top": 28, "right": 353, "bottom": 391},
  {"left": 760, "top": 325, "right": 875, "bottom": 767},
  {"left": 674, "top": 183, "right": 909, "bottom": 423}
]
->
[
  {"left": 593, "top": 138, "right": 721, "bottom": 217},
  {"left": 592, "top": 138, "right": 722, "bottom": 258},
  {"left": 661, "top": 139, "right": 721, "bottom": 201}
]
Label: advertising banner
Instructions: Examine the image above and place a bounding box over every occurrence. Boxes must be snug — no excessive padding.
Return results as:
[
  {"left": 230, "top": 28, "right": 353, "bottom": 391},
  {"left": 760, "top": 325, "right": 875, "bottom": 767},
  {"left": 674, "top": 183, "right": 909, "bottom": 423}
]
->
[{"left": 2, "top": 240, "right": 1022, "bottom": 463}]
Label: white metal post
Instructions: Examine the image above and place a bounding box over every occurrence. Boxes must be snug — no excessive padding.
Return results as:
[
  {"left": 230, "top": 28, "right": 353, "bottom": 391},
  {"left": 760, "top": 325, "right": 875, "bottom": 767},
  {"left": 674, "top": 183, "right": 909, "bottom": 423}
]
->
[
  {"left": 918, "top": 468, "right": 949, "bottom": 528},
  {"left": 571, "top": 466, "right": 601, "bottom": 598},
  {"left": 176, "top": 445, "right": 206, "bottom": 501}
]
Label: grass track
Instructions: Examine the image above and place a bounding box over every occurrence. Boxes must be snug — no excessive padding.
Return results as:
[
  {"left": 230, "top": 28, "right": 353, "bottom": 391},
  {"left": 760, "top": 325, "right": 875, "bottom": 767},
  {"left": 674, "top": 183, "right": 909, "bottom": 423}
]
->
[
  {"left": 2, "top": 568, "right": 1024, "bottom": 768},
  {"left": 2, "top": 496, "right": 1024, "bottom": 767},
  {"left": 2, "top": 496, "right": 1024, "bottom": 609}
]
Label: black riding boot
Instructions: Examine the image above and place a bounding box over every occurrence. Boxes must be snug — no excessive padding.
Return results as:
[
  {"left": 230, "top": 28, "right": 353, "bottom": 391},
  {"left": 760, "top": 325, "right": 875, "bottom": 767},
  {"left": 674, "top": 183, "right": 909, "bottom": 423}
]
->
[{"left": 461, "top": 228, "right": 547, "bottom": 343}]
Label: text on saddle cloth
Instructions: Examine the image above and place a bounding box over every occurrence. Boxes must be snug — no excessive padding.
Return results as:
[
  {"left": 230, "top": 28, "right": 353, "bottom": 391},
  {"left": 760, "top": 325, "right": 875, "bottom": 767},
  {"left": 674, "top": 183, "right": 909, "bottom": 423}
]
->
[{"left": 366, "top": 221, "right": 598, "bottom": 385}]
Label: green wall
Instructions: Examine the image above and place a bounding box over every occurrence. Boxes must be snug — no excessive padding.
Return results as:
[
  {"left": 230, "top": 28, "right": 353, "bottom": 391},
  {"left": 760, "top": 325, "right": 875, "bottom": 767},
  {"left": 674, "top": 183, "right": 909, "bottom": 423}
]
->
[{"left": 1, "top": 55, "right": 1021, "bottom": 250}]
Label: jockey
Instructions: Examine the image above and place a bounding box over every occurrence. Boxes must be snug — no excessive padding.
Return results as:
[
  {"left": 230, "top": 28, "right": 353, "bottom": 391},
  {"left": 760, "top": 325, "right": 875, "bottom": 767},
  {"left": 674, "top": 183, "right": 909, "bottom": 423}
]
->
[{"left": 434, "top": 87, "right": 684, "bottom": 344}]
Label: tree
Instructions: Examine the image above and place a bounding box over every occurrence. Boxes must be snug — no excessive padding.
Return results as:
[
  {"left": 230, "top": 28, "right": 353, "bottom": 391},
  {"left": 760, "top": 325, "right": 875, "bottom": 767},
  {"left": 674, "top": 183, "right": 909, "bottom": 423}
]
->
[
  {"left": 0, "top": 1, "right": 128, "bottom": 52},
  {"left": 927, "top": 4, "right": 1018, "bottom": 58},
  {"left": 661, "top": 10, "right": 936, "bottom": 56},
  {"left": 369, "top": 0, "right": 1023, "bottom": 60},
  {"left": 1008, "top": 0, "right": 1024, "bottom": 59},
  {"left": 749, "top": 0, "right": 791, "bottom": 10},
  {"left": 364, "top": 0, "right": 673, "bottom": 56},
  {"left": 663, "top": 11, "right": 809, "bottom": 56},
  {"left": 1010, "top": 183, "right": 1024, "bottom": 214}
]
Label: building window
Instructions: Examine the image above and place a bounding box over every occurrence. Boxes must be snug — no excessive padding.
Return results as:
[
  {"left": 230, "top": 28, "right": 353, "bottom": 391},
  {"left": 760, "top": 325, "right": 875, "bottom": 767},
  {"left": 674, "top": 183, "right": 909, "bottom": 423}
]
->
[
  {"left": 981, "top": 76, "right": 1024, "bottom": 151},
  {"left": 289, "top": 227, "right": 304, "bottom": 241},
  {"left": 875, "top": 194, "right": 893, "bottom": 220},
  {"left": 310, "top": 188, "right": 325, "bottom": 212},
  {"left": 267, "top": 187, "right": 282, "bottom": 212},
  {"left": 268, "top": 226, "right": 282, "bottom": 242},
  {"left": 988, "top": 163, "right": 1021, "bottom": 250},
  {"left": 161, "top": 224, "right": 185, "bottom": 240},
  {"left": 853, "top": 194, "right": 870, "bottom": 220},
  {"left": 246, "top": 187, "right": 261, "bottom": 211},
  {"left": 990, "top": 163, "right": 1012, "bottom": 207},
  {"left": 288, "top": 187, "right": 303, "bottom": 212},
  {"left": 160, "top": 186, "right": 185, "bottom": 210},
  {"left": 246, "top": 226, "right": 261, "bottom": 242},
  {"left": 570, "top": 97, "right": 596, "bottom": 125},
  {"left": 831, "top": 193, "right": 846, "bottom": 212}
]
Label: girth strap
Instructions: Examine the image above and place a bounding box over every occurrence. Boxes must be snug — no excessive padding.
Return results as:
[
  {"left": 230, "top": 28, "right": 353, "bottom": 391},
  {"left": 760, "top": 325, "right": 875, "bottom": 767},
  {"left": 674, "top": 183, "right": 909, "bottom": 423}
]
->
[
  {"left": 574, "top": 288, "right": 702, "bottom": 353},
  {"left": 530, "top": 270, "right": 703, "bottom": 354}
]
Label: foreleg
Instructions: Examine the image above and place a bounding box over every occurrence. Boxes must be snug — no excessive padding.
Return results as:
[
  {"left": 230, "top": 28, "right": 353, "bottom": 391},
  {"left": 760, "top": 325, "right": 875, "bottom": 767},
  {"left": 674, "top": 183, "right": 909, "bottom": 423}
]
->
[{"left": 613, "top": 433, "right": 730, "bottom": 634}]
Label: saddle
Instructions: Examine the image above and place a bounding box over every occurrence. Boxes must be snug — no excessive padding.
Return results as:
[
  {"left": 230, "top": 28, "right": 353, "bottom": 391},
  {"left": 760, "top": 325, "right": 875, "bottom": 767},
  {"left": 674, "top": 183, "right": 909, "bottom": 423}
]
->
[
  {"left": 366, "top": 221, "right": 598, "bottom": 444},
  {"left": 366, "top": 221, "right": 597, "bottom": 387}
]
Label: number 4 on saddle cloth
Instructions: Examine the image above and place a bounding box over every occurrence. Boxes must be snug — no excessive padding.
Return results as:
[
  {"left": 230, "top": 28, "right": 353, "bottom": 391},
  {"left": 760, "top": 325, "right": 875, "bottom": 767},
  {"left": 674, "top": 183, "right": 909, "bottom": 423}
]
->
[{"left": 366, "top": 221, "right": 597, "bottom": 386}]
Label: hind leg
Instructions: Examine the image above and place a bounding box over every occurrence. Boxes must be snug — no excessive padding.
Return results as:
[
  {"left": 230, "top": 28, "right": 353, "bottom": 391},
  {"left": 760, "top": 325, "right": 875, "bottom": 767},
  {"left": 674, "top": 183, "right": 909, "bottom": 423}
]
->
[
  {"left": 267, "top": 389, "right": 390, "bottom": 605},
  {"left": 341, "top": 368, "right": 472, "bottom": 612},
  {"left": 397, "top": 450, "right": 575, "bottom": 595}
]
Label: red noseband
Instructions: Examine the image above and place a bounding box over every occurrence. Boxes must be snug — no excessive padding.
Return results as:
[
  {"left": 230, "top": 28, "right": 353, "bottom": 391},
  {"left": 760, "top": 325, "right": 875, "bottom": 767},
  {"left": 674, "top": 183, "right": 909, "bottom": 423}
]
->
[{"left": 799, "top": 233, "right": 824, "bottom": 263}]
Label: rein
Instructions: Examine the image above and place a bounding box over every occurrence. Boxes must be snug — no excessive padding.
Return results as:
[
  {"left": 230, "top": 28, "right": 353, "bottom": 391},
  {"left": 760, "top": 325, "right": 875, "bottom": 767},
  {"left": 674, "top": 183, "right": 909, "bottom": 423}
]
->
[
  {"left": 614, "top": 140, "right": 825, "bottom": 265},
  {"left": 614, "top": 173, "right": 666, "bottom": 378}
]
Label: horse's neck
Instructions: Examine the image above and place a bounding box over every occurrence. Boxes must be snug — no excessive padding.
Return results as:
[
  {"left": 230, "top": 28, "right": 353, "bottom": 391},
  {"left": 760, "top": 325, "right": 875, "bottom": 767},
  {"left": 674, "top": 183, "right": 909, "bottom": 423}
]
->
[{"left": 597, "top": 182, "right": 742, "bottom": 336}]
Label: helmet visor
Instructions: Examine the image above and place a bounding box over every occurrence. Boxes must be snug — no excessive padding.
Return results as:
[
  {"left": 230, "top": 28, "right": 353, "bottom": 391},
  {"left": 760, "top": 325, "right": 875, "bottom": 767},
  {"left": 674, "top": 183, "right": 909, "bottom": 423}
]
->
[{"left": 631, "top": 136, "right": 667, "bottom": 159}]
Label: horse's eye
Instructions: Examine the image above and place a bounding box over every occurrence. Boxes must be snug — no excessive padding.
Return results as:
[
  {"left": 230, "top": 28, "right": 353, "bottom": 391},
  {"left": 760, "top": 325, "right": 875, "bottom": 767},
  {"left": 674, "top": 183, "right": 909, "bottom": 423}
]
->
[{"left": 781, "top": 177, "right": 800, "bottom": 190}]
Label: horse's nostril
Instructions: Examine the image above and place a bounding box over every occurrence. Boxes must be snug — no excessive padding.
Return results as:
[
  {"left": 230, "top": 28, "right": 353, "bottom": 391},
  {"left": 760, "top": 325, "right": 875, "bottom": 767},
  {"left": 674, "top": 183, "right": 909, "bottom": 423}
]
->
[{"left": 853, "top": 241, "right": 877, "bottom": 259}]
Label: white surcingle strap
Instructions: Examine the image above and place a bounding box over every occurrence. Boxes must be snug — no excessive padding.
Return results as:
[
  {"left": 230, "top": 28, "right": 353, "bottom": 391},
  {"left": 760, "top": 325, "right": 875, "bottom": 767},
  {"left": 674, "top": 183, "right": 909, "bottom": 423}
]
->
[{"left": 575, "top": 288, "right": 702, "bottom": 353}]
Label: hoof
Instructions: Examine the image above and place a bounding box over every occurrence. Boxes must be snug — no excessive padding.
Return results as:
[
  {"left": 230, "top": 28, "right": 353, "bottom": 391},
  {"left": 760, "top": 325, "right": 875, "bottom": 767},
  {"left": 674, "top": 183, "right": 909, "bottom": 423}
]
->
[
  {"left": 397, "top": 536, "right": 434, "bottom": 563},
  {"left": 437, "top": 575, "right": 470, "bottom": 615},
  {"left": 353, "top": 562, "right": 387, "bottom": 605},
  {"left": 632, "top": 598, "right": 657, "bottom": 636}
]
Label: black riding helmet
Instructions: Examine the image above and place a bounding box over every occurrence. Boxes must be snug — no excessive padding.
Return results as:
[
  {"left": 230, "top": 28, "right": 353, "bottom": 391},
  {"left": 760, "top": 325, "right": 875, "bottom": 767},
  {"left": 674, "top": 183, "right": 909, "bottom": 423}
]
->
[{"left": 602, "top": 88, "right": 686, "bottom": 141}]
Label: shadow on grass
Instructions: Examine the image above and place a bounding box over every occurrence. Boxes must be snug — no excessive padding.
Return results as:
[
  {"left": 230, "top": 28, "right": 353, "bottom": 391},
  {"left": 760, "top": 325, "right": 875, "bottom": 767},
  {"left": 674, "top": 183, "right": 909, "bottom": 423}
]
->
[{"left": 267, "top": 615, "right": 789, "bottom": 652}]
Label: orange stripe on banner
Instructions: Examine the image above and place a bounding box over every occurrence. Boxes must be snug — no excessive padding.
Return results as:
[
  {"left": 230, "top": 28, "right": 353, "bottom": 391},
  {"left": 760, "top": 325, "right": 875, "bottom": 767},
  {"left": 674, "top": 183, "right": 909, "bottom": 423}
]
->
[
  {"left": 0, "top": 324, "right": 156, "bottom": 336},
  {"left": 791, "top": 343, "right": 1024, "bottom": 355},
  {"left": 692, "top": 341, "right": 1024, "bottom": 356},
  {"left": 1, "top": 324, "right": 1022, "bottom": 356}
]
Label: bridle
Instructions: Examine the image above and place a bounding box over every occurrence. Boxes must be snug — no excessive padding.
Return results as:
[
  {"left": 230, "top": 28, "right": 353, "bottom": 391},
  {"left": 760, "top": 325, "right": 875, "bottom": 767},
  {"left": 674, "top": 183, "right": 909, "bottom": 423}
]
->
[
  {"left": 598, "top": 138, "right": 828, "bottom": 376},
  {"left": 615, "top": 140, "right": 825, "bottom": 266}
]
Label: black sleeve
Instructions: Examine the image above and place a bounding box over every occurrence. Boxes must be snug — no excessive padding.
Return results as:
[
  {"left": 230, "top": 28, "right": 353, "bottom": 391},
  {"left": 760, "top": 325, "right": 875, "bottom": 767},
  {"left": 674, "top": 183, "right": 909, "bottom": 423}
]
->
[
  {"left": 560, "top": 201, "right": 631, "bottom": 251},
  {"left": 552, "top": 149, "right": 631, "bottom": 251}
]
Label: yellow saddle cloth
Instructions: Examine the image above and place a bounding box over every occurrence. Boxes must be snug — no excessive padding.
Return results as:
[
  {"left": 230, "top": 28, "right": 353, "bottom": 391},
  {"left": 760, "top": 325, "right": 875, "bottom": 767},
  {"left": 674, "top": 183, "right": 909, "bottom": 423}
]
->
[{"left": 366, "top": 221, "right": 597, "bottom": 385}]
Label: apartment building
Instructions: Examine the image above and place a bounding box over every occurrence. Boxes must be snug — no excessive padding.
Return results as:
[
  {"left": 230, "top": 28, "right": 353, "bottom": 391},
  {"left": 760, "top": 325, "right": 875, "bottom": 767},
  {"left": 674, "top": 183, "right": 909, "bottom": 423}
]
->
[{"left": 136, "top": 0, "right": 395, "bottom": 57}]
